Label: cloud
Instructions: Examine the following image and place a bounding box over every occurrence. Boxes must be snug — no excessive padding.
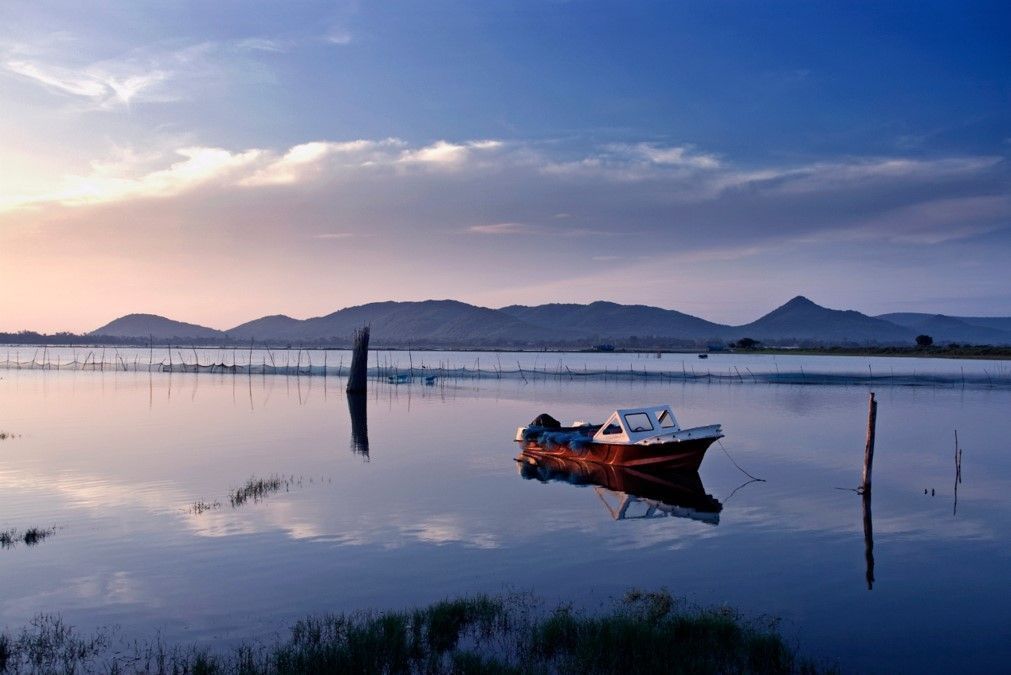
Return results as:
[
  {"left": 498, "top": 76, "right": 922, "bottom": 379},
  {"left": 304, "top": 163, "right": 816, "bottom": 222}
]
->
[
  {"left": 622, "top": 143, "right": 721, "bottom": 169},
  {"left": 234, "top": 38, "right": 288, "bottom": 53},
  {"left": 1, "top": 146, "right": 261, "bottom": 210},
  {"left": 0, "top": 137, "right": 510, "bottom": 210},
  {"left": 747, "top": 156, "right": 1003, "bottom": 195},
  {"left": 325, "top": 30, "right": 353, "bottom": 45},
  {"left": 240, "top": 138, "right": 504, "bottom": 186},
  {"left": 466, "top": 222, "right": 614, "bottom": 237},
  {"left": 541, "top": 143, "right": 721, "bottom": 181},
  {"left": 467, "top": 222, "right": 531, "bottom": 235},
  {"left": 5, "top": 58, "right": 168, "bottom": 107},
  {"left": 242, "top": 142, "right": 345, "bottom": 186},
  {"left": 5, "top": 59, "right": 105, "bottom": 97},
  {"left": 240, "top": 138, "right": 406, "bottom": 186},
  {"left": 398, "top": 139, "right": 503, "bottom": 167},
  {"left": 2, "top": 37, "right": 290, "bottom": 111}
]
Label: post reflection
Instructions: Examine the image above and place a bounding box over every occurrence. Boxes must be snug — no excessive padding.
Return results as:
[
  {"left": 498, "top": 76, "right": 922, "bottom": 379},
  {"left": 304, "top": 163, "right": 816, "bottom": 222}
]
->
[
  {"left": 347, "top": 393, "right": 369, "bottom": 458},
  {"left": 863, "top": 490, "right": 875, "bottom": 590}
]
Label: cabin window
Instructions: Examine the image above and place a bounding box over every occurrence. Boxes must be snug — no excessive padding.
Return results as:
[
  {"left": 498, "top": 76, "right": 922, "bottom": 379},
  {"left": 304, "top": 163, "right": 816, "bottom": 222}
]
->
[
  {"left": 657, "top": 410, "right": 676, "bottom": 429},
  {"left": 623, "top": 413, "right": 654, "bottom": 433},
  {"left": 602, "top": 423, "right": 622, "bottom": 435}
]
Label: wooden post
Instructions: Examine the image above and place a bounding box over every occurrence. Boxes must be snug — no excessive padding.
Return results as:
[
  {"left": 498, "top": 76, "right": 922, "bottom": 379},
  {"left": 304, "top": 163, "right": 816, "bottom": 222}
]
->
[
  {"left": 346, "top": 325, "right": 370, "bottom": 394},
  {"left": 861, "top": 392, "right": 877, "bottom": 493}
]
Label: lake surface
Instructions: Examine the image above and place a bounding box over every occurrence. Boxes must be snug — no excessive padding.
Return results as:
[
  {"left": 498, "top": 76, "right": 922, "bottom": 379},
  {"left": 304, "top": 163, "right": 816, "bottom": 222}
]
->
[{"left": 1, "top": 356, "right": 1009, "bottom": 672}]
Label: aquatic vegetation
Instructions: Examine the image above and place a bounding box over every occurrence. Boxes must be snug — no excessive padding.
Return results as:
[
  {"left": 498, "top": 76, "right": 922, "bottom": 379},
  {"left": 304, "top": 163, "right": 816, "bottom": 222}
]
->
[
  {"left": 229, "top": 475, "right": 299, "bottom": 508},
  {"left": 188, "top": 500, "right": 222, "bottom": 515},
  {"left": 0, "top": 615, "right": 107, "bottom": 673},
  {"left": 189, "top": 475, "right": 328, "bottom": 514},
  {"left": 0, "top": 591, "right": 832, "bottom": 673},
  {"left": 0, "top": 527, "right": 55, "bottom": 550}
]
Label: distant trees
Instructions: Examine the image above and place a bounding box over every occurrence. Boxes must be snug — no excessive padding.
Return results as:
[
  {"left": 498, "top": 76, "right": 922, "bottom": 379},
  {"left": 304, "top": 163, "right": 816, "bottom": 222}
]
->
[
  {"left": 915, "top": 334, "right": 934, "bottom": 347},
  {"left": 732, "top": 337, "right": 760, "bottom": 350}
]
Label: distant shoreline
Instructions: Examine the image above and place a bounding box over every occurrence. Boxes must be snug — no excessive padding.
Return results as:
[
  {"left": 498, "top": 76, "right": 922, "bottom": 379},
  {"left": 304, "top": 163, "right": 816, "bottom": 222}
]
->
[
  {"left": 749, "top": 346, "right": 1011, "bottom": 360},
  {"left": 1, "top": 341, "right": 1009, "bottom": 360}
]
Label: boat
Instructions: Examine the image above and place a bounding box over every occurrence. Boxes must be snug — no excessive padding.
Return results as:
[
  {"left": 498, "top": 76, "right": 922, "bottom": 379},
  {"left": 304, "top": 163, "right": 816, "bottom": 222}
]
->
[
  {"left": 515, "top": 404, "right": 723, "bottom": 471},
  {"left": 698, "top": 353, "right": 709, "bottom": 359},
  {"left": 516, "top": 454, "right": 722, "bottom": 524}
]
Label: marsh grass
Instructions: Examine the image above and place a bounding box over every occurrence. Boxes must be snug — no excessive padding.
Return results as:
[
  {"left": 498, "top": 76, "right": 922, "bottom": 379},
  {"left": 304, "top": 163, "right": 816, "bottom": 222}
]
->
[
  {"left": 188, "top": 500, "right": 222, "bottom": 515},
  {"left": 189, "top": 475, "right": 327, "bottom": 515},
  {"left": 0, "top": 527, "right": 55, "bottom": 550},
  {"left": 0, "top": 615, "right": 106, "bottom": 674},
  {"left": 0, "top": 591, "right": 833, "bottom": 674},
  {"left": 228, "top": 475, "right": 301, "bottom": 508}
]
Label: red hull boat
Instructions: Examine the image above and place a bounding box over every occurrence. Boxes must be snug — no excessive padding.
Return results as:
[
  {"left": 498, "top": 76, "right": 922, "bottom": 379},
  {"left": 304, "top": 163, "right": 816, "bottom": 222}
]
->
[{"left": 515, "top": 405, "right": 722, "bottom": 471}]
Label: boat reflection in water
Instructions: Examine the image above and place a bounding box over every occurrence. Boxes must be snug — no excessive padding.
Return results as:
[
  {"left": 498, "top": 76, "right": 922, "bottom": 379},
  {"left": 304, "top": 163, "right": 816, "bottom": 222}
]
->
[{"left": 516, "top": 453, "right": 722, "bottom": 525}]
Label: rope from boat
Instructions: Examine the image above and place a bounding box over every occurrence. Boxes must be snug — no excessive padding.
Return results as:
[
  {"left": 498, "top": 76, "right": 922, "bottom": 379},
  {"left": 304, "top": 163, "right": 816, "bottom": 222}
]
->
[
  {"left": 722, "top": 477, "right": 763, "bottom": 503},
  {"left": 717, "top": 439, "right": 765, "bottom": 482}
]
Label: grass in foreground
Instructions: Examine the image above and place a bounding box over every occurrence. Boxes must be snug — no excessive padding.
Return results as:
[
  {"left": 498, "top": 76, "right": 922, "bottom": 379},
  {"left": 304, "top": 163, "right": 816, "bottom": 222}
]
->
[{"left": 0, "top": 590, "right": 833, "bottom": 674}]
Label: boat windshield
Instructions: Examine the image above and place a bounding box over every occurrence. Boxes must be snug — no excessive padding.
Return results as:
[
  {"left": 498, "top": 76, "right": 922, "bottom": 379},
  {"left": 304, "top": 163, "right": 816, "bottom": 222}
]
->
[{"left": 623, "top": 413, "right": 654, "bottom": 433}]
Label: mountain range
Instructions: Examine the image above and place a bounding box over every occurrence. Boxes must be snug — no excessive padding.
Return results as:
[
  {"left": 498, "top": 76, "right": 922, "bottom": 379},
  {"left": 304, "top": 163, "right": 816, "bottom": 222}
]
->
[{"left": 88, "top": 297, "right": 1011, "bottom": 347}]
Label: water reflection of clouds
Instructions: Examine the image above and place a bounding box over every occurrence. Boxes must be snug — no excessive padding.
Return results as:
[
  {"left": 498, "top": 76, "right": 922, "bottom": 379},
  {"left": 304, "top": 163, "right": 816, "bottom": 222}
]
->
[
  {"left": 4, "top": 571, "right": 152, "bottom": 616},
  {"left": 401, "top": 515, "right": 501, "bottom": 549},
  {"left": 0, "top": 468, "right": 192, "bottom": 517}
]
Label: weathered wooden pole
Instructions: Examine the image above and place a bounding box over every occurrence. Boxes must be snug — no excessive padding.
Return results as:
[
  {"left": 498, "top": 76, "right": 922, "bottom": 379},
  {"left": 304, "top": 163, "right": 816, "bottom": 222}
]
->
[
  {"left": 861, "top": 392, "right": 877, "bottom": 494},
  {"left": 346, "top": 325, "right": 370, "bottom": 394}
]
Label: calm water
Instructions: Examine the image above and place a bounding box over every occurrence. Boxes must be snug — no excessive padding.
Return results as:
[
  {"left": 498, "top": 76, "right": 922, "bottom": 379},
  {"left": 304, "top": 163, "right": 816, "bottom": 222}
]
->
[{"left": 1, "top": 361, "right": 1009, "bottom": 672}]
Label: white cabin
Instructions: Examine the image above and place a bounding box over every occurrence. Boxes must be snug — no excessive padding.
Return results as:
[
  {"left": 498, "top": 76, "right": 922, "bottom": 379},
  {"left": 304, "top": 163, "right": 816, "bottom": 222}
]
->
[
  {"left": 591, "top": 405, "right": 722, "bottom": 446},
  {"left": 517, "top": 404, "right": 722, "bottom": 446}
]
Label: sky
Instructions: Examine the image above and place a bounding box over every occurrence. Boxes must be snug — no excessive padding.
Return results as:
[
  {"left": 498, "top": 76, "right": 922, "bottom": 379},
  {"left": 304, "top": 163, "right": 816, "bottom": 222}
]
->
[{"left": 1, "top": 0, "right": 1009, "bottom": 333}]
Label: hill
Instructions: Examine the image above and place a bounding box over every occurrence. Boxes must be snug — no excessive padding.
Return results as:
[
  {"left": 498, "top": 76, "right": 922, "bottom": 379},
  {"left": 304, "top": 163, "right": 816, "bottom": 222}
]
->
[
  {"left": 877, "top": 313, "right": 1011, "bottom": 344},
  {"left": 227, "top": 314, "right": 304, "bottom": 341},
  {"left": 500, "top": 301, "right": 729, "bottom": 341},
  {"left": 732, "top": 296, "right": 913, "bottom": 344},
  {"left": 227, "top": 300, "right": 577, "bottom": 345},
  {"left": 90, "top": 314, "right": 224, "bottom": 340}
]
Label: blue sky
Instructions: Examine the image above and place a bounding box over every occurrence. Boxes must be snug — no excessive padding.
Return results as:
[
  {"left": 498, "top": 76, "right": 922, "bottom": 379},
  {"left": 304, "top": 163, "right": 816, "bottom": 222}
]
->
[{"left": 1, "top": 1, "right": 1008, "bottom": 331}]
